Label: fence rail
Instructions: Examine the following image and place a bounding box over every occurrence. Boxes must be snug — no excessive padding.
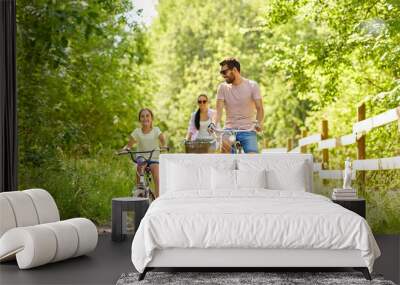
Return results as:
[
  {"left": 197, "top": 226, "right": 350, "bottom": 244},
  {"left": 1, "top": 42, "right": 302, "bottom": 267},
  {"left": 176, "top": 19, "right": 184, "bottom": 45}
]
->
[
  {"left": 353, "top": 107, "right": 400, "bottom": 134},
  {"left": 268, "top": 103, "right": 400, "bottom": 181}
]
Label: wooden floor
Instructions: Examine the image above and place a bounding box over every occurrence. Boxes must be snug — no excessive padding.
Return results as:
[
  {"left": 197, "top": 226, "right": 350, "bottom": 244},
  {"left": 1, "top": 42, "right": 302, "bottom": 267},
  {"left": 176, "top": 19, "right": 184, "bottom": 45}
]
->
[
  {"left": 0, "top": 234, "right": 399, "bottom": 285},
  {"left": 0, "top": 234, "right": 134, "bottom": 285}
]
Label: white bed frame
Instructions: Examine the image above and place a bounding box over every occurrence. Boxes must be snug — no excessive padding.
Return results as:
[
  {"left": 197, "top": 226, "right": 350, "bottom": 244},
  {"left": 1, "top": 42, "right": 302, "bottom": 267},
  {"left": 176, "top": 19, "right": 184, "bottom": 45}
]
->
[
  {"left": 148, "top": 249, "right": 365, "bottom": 268},
  {"left": 140, "top": 154, "right": 371, "bottom": 280}
]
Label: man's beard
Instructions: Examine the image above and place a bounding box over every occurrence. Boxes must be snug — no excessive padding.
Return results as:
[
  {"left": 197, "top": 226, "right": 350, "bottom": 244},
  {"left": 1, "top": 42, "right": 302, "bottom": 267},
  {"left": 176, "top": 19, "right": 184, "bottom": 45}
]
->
[{"left": 225, "top": 75, "right": 234, "bottom": 84}]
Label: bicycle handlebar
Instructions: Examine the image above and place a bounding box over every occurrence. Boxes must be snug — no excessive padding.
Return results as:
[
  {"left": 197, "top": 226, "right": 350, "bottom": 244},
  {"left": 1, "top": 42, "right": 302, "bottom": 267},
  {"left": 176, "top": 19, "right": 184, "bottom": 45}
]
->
[
  {"left": 213, "top": 128, "right": 255, "bottom": 134},
  {"left": 117, "top": 146, "right": 169, "bottom": 155},
  {"left": 117, "top": 147, "right": 169, "bottom": 164},
  {"left": 209, "top": 120, "right": 259, "bottom": 134}
]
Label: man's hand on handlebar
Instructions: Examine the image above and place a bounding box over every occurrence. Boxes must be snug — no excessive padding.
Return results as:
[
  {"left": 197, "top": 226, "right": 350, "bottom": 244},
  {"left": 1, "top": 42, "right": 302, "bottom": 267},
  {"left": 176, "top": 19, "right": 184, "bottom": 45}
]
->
[
  {"left": 254, "top": 121, "right": 262, "bottom": 133},
  {"left": 250, "top": 120, "right": 262, "bottom": 133}
]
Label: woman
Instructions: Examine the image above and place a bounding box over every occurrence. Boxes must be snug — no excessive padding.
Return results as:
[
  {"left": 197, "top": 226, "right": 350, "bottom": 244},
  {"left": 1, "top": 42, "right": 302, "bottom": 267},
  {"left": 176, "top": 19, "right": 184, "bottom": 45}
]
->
[
  {"left": 186, "top": 94, "right": 216, "bottom": 141},
  {"left": 122, "top": 108, "right": 166, "bottom": 198}
]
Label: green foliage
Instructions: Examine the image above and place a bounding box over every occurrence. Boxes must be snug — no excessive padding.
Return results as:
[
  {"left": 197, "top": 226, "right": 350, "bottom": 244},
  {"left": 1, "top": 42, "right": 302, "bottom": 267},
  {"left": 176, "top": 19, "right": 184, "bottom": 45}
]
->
[
  {"left": 17, "top": 0, "right": 153, "bottom": 163},
  {"left": 20, "top": 148, "right": 134, "bottom": 224},
  {"left": 17, "top": 0, "right": 153, "bottom": 223},
  {"left": 17, "top": 0, "right": 399, "bottom": 232},
  {"left": 149, "top": 0, "right": 266, "bottom": 149}
]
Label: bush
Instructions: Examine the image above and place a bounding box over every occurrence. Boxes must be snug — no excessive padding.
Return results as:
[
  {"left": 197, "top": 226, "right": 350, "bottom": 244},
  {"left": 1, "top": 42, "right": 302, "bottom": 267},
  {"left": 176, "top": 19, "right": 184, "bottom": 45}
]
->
[{"left": 19, "top": 148, "right": 135, "bottom": 225}]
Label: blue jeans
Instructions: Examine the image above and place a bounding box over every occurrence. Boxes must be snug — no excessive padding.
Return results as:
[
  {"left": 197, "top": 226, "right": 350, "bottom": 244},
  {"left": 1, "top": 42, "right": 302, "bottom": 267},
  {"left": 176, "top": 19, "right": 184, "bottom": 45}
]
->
[
  {"left": 225, "top": 130, "right": 258, "bottom": 153},
  {"left": 147, "top": 160, "right": 159, "bottom": 166}
]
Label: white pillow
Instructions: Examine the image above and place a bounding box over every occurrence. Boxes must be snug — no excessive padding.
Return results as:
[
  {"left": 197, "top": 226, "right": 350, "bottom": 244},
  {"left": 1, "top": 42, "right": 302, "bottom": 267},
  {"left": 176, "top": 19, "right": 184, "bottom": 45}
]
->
[
  {"left": 236, "top": 169, "right": 267, "bottom": 189},
  {"left": 238, "top": 159, "right": 307, "bottom": 191},
  {"left": 266, "top": 162, "right": 306, "bottom": 191},
  {"left": 166, "top": 157, "right": 236, "bottom": 192},
  {"left": 212, "top": 168, "right": 237, "bottom": 190},
  {"left": 168, "top": 162, "right": 211, "bottom": 191}
]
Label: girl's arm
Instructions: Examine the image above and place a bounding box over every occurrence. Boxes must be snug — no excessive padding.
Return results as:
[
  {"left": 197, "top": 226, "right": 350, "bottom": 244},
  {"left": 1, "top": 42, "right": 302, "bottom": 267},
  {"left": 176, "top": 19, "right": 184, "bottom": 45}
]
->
[
  {"left": 159, "top": 133, "right": 167, "bottom": 147},
  {"left": 123, "top": 137, "right": 136, "bottom": 150}
]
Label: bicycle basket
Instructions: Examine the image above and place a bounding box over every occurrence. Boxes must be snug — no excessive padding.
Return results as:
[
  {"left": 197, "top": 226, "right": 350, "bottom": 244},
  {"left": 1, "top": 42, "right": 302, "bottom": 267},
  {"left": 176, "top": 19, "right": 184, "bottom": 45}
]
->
[{"left": 184, "top": 139, "right": 215, "bottom": 153}]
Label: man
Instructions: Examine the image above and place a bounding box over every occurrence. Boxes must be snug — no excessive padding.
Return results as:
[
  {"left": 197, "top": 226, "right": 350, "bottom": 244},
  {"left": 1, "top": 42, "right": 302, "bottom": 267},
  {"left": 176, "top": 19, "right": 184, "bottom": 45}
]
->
[{"left": 209, "top": 57, "right": 264, "bottom": 153}]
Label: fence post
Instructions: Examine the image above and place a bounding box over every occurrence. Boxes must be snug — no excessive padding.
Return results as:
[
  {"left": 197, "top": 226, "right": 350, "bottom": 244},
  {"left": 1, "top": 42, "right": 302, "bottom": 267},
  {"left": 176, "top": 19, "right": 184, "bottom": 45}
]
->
[
  {"left": 321, "top": 120, "right": 329, "bottom": 169},
  {"left": 357, "top": 103, "right": 366, "bottom": 194},
  {"left": 300, "top": 130, "right": 307, "bottom": 153},
  {"left": 287, "top": 138, "right": 292, "bottom": 152}
]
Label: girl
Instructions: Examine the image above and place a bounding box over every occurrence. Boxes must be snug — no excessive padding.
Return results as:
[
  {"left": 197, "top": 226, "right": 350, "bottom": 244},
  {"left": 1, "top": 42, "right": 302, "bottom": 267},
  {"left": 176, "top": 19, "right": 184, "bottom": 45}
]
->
[{"left": 122, "top": 108, "right": 166, "bottom": 198}]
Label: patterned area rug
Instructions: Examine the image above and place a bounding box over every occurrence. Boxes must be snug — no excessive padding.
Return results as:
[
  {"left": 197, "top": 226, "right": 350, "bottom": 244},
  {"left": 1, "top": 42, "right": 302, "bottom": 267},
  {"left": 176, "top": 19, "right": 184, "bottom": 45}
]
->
[{"left": 116, "top": 271, "right": 396, "bottom": 285}]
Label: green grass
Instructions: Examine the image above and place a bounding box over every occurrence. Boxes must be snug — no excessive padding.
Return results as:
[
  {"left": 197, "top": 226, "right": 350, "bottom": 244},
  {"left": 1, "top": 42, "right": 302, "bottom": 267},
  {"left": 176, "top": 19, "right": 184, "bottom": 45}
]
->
[{"left": 19, "top": 148, "right": 135, "bottom": 225}]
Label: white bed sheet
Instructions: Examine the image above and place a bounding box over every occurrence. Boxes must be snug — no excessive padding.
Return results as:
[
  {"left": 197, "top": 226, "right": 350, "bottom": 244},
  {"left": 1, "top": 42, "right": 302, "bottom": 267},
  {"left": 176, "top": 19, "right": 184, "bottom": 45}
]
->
[{"left": 131, "top": 190, "right": 380, "bottom": 273}]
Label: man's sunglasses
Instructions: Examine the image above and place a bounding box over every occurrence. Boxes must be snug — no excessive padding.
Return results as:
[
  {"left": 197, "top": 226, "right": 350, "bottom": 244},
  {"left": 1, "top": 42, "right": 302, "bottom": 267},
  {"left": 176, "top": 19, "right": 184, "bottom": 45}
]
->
[
  {"left": 220, "top": 68, "right": 231, "bottom": 75},
  {"left": 198, "top": 100, "right": 207, "bottom": 104}
]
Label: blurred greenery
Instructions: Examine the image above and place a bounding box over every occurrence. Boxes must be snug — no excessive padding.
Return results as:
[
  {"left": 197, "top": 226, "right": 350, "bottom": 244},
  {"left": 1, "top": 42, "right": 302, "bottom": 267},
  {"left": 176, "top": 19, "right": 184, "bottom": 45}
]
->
[
  {"left": 17, "top": 0, "right": 399, "bottom": 232},
  {"left": 20, "top": 148, "right": 135, "bottom": 225}
]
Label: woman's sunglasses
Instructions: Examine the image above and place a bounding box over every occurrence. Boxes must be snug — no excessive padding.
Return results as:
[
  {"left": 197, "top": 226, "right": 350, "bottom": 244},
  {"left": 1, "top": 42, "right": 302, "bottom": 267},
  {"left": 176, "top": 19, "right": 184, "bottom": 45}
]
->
[{"left": 198, "top": 100, "right": 207, "bottom": 104}]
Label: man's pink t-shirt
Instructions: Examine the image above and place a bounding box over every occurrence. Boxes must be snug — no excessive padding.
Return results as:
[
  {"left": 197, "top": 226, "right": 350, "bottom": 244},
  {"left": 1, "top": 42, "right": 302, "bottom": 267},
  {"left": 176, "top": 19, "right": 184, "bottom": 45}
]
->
[{"left": 216, "top": 78, "right": 261, "bottom": 129}]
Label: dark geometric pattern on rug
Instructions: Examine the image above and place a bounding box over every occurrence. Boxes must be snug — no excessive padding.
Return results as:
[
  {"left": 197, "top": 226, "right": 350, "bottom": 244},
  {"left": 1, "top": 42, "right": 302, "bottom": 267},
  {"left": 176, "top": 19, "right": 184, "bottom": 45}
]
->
[{"left": 116, "top": 271, "right": 396, "bottom": 285}]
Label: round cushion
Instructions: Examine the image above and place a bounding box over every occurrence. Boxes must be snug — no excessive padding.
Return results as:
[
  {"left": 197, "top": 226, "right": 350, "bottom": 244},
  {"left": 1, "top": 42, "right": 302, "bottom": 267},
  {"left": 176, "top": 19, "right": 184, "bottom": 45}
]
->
[
  {"left": 0, "top": 226, "right": 57, "bottom": 269},
  {"left": 0, "top": 192, "right": 39, "bottom": 227},
  {"left": 42, "top": 221, "right": 79, "bottom": 262},
  {"left": 0, "top": 196, "right": 16, "bottom": 237},
  {"left": 64, "top": 218, "right": 98, "bottom": 257},
  {"left": 24, "top": 189, "right": 60, "bottom": 223}
]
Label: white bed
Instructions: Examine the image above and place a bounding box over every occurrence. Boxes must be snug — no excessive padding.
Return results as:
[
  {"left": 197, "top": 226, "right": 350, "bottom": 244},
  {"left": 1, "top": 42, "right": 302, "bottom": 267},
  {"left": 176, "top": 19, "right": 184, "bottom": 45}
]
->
[{"left": 131, "top": 154, "right": 380, "bottom": 280}]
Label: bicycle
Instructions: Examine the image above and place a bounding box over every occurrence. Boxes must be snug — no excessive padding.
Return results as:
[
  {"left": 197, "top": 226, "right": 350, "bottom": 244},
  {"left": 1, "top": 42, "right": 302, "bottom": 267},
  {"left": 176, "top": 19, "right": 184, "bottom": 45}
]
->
[
  {"left": 117, "top": 147, "right": 169, "bottom": 202},
  {"left": 210, "top": 123, "right": 259, "bottom": 154}
]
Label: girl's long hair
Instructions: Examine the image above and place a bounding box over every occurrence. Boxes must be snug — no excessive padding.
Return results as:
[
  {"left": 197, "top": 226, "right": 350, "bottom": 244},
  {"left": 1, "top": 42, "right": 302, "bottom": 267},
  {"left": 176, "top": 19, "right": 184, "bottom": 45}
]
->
[
  {"left": 194, "top": 94, "right": 208, "bottom": 130},
  {"left": 138, "top": 108, "right": 154, "bottom": 129}
]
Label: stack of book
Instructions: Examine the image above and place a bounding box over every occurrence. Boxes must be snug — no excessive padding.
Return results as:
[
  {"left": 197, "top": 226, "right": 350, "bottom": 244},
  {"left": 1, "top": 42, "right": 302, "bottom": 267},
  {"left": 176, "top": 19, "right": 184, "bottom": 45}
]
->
[{"left": 332, "top": 188, "right": 357, "bottom": 200}]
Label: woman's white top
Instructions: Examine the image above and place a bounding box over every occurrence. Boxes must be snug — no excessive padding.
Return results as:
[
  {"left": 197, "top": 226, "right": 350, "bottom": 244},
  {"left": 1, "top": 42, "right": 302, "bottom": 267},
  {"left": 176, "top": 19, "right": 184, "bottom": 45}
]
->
[
  {"left": 187, "top": 109, "right": 216, "bottom": 140},
  {"left": 197, "top": 119, "right": 213, "bottom": 139}
]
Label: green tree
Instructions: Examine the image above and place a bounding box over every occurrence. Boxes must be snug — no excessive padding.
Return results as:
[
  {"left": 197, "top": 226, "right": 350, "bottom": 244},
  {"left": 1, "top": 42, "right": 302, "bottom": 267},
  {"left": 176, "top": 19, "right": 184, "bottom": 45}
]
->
[
  {"left": 17, "top": 0, "right": 153, "bottom": 222},
  {"left": 150, "top": 0, "right": 266, "bottom": 148}
]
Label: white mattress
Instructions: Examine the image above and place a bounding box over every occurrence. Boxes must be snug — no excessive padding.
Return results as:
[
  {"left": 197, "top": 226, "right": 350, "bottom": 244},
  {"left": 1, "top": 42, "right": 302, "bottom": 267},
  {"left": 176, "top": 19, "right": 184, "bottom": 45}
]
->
[{"left": 131, "top": 190, "right": 380, "bottom": 273}]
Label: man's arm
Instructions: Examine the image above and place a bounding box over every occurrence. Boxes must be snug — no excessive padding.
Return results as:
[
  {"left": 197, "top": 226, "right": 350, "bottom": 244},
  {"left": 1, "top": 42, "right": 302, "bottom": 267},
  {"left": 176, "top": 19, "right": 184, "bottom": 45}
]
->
[
  {"left": 254, "top": 99, "right": 264, "bottom": 132},
  {"left": 212, "top": 99, "right": 224, "bottom": 126}
]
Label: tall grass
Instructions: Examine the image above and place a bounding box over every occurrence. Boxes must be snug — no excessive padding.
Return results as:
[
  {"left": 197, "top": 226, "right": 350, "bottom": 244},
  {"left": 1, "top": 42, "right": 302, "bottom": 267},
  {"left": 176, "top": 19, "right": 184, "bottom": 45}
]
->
[{"left": 19, "top": 148, "right": 135, "bottom": 225}]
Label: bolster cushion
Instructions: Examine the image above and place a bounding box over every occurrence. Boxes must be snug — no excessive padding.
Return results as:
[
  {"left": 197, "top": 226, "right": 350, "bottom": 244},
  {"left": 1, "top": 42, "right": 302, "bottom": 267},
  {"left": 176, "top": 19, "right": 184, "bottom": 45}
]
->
[
  {"left": 0, "top": 218, "right": 98, "bottom": 269},
  {"left": 0, "top": 196, "right": 17, "bottom": 237},
  {"left": 0, "top": 189, "right": 60, "bottom": 238}
]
